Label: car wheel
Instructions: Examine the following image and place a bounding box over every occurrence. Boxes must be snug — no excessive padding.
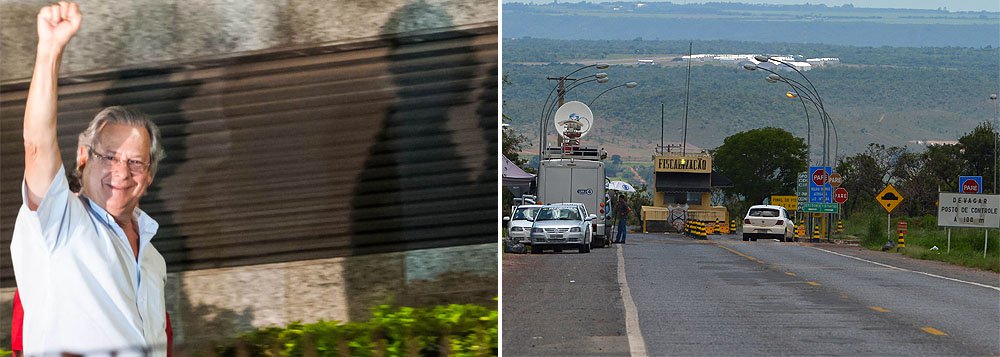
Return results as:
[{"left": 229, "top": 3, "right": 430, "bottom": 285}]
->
[
  {"left": 530, "top": 245, "right": 542, "bottom": 254},
  {"left": 579, "top": 243, "right": 590, "bottom": 253},
  {"left": 750, "top": 235, "right": 757, "bottom": 241},
  {"left": 742, "top": 234, "right": 749, "bottom": 241}
]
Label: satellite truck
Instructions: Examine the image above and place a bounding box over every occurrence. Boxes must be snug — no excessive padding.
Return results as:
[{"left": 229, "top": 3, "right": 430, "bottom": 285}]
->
[{"left": 537, "top": 101, "right": 611, "bottom": 248}]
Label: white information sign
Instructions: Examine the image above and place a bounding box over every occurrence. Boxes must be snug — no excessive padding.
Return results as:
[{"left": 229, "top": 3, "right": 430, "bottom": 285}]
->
[{"left": 937, "top": 193, "right": 1000, "bottom": 228}]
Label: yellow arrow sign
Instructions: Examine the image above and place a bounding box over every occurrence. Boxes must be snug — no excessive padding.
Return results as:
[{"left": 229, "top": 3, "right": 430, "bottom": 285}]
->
[{"left": 876, "top": 184, "right": 904, "bottom": 214}]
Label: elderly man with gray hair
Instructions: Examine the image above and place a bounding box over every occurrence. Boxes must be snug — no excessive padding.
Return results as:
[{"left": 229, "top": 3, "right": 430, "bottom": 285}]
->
[{"left": 11, "top": 2, "right": 169, "bottom": 355}]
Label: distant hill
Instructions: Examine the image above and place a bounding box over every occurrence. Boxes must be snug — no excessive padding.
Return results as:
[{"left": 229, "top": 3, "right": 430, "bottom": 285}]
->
[
  {"left": 502, "top": 2, "right": 1000, "bottom": 47},
  {"left": 501, "top": 39, "right": 999, "bottom": 162}
]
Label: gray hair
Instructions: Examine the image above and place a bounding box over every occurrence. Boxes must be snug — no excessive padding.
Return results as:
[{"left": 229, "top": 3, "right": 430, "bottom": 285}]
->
[{"left": 70, "top": 106, "right": 166, "bottom": 191}]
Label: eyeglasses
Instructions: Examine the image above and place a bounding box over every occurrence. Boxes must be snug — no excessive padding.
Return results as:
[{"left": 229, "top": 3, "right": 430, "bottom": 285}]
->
[{"left": 89, "top": 149, "right": 150, "bottom": 174}]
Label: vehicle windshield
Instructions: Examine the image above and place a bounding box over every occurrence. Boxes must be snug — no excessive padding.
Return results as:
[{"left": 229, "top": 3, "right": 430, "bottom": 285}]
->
[
  {"left": 748, "top": 208, "right": 780, "bottom": 218},
  {"left": 535, "top": 207, "right": 581, "bottom": 221},
  {"left": 512, "top": 207, "right": 541, "bottom": 220}
]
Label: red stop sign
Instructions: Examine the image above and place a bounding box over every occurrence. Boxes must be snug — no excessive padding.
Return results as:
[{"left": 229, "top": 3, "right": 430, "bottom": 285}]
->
[
  {"left": 962, "top": 179, "right": 980, "bottom": 193},
  {"left": 833, "top": 187, "right": 848, "bottom": 203},
  {"left": 812, "top": 169, "right": 828, "bottom": 186}
]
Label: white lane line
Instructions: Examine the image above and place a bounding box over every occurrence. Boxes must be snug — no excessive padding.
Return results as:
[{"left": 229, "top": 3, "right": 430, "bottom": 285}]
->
[
  {"left": 812, "top": 247, "right": 1000, "bottom": 292},
  {"left": 618, "top": 244, "right": 648, "bottom": 357}
]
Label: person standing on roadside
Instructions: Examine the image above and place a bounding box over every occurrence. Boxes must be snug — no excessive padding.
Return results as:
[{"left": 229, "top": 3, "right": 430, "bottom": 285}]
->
[
  {"left": 614, "top": 195, "right": 631, "bottom": 244},
  {"left": 11, "top": 2, "right": 169, "bottom": 355}
]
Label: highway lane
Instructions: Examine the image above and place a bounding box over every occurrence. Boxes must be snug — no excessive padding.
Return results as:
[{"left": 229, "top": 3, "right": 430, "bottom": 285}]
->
[
  {"left": 714, "top": 237, "right": 1000, "bottom": 354},
  {"left": 626, "top": 233, "right": 998, "bottom": 356},
  {"left": 502, "top": 245, "right": 630, "bottom": 356},
  {"left": 502, "top": 233, "right": 1000, "bottom": 356}
]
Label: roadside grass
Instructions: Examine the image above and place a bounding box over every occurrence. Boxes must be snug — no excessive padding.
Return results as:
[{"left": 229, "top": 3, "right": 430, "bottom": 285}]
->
[{"left": 842, "top": 211, "right": 999, "bottom": 273}]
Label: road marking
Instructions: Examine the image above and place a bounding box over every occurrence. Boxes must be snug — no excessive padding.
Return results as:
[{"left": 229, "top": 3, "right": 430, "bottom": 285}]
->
[
  {"left": 869, "top": 306, "right": 890, "bottom": 313},
  {"left": 716, "top": 244, "right": 763, "bottom": 264},
  {"left": 806, "top": 281, "right": 821, "bottom": 286},
  {"left": 785, "top": 272, "right": 797, "bottom": 276},
  {"left": 617, "top": 244, "right": 647, "bottom": 357},
  {"left": 812, "top": 247, "right": 1000, "bottom": 292},
  {"left": 921, "top": 326, "right": 948, "bottom": 336}
]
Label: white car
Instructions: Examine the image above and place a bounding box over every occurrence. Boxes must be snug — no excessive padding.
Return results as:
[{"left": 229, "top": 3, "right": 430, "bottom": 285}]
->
[
  {"left": 742, "top": 205, "right": 796, "bottom": 242},
  {"left": 551, "top": 202, "right": 608, "bottom": 248},
  {"left": 528, "top": 204, "right": 594, "bottom": 254},
  {"left": 504, "top": 205, "right": 543, "bottom": 244}
]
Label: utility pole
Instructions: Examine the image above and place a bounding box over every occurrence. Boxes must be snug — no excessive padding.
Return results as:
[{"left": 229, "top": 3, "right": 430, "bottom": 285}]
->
[{"left": 546, "top": 76, "right": 572, "bottom": 147}]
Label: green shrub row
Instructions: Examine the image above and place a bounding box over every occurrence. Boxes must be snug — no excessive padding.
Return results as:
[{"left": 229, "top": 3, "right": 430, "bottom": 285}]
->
[
  {"left": 216, "top": 301, "right": 498, "bottom": 357},
  {"left": 843, "top": 211, "right": 999, "bottom": 272}
]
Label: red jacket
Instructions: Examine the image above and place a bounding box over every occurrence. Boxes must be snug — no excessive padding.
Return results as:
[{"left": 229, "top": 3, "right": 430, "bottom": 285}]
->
[{"left": 11, "top": 290, "right": 173, "bottom": 356}]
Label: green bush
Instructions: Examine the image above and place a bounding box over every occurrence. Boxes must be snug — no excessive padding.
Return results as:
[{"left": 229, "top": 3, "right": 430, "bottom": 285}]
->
[
  {"left": 843, "top": 209, "right": 999, "bottom": 272},
  {"left": 217, "top": 300, "right": 498, "bottom": 357}
]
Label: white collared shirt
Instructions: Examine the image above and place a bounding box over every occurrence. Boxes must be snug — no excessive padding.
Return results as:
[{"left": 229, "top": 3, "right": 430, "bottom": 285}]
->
[{"left": 10, "top": 167, "right": 167, "bottom": 356}]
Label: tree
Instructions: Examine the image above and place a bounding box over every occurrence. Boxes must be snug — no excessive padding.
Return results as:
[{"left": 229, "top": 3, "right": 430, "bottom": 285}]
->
[
  {"left": 835, "top": 143, "right": 908, "bottom": 213},
  {"left": 923, "top": 143, "right": 965, "bottom": 192},
  {"left": 502, "top": 122, "right": 534, "bottom": 173},
  {"left": 958, "top": 121, "right": 998, "bottom": 193},
  {"left": 713, "top": 127, "right": 807, "bottom": 205}
]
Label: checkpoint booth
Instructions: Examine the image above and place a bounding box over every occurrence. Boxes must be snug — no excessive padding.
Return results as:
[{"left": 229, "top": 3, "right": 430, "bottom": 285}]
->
[{"left": 641, "top": 152, "right": 733, "bottom": 233}]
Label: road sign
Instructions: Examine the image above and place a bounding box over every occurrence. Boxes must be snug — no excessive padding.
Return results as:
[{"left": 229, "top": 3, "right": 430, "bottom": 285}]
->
[
  {"left": 829, "top": 173, "right": 843, "bottom": 188},
  {"left": 897, "top": 221, "right": 908, "bottom": 232},
  {"left": 812, "top": 168, "right": 828, "bottom": 186},
  {"left": 937, "top": 193, "right": 1000, "bottom": 228},
  {"left": 796, "top": 172, "right": 809, "bottom": 205},
  {"left": 809, "top": 166, "right": 832, "bottom": 203},
  {"left": 801, "top": 202, "right": 839, "bottom": 213},
  {"left": 833, "top": 187, "right": 848, "bottom": 204},
  {"left": 959, "top": 176, "right": 982, "bottom": 194},
  {"left": 771, "top": 195, "right": 798, "bottom": 211},
  {"left": 876, "top": 184, "right": 904, "bottom": 214}
]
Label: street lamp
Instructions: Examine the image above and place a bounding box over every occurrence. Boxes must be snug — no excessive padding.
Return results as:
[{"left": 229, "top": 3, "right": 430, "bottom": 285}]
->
[
  {"left": 748, "top": 63, "right": 837, "bottom": 169},
  {"left": 744, "top": 63, "right": 813, "bottom": 164},
  {"left": 543, "top": 74, "right": 609, "bottom": 127},
  {"left": 754, "top": 55, "right": 835, "bottom": 168},
  {"left": 992, "top": 94, "right": 998, "bottom": 193},
  {"left": 590, "top": 81, "right": 638, "bottom": 106},
  {"left": 767, "top": 73, "right": 839, "bottom": 165}
]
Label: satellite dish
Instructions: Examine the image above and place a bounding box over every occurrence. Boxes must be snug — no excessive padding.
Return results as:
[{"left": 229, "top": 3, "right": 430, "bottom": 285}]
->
[{"left": 553, "top": 101, "right": 594, "bottom": 140}]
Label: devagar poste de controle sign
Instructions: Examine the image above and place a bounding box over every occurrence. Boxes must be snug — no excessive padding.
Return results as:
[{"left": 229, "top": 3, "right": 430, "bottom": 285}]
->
[{"left": 937, "top": 193, "right": 1000, "bottom": 228}]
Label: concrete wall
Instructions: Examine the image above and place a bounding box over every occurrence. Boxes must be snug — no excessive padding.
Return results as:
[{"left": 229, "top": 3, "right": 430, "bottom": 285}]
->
[{"left": 0, "top": 0, "right": 497, "bottom": 81}]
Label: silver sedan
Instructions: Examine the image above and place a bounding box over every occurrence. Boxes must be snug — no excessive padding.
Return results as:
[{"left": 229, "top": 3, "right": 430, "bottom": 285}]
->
[{"left": 528, "top": 205, "right": 594, "bottom": 254}]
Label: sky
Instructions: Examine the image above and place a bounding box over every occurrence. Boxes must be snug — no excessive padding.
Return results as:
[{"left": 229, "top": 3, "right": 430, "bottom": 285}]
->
[{"left": 502, "top": 0, "right": 1000, "bottom": 12}]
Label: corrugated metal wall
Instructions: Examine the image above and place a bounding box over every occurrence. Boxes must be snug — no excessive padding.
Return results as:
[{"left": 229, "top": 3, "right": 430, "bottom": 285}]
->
[{"left": 0, "top": 24, "right": 498, "bottom": 287}]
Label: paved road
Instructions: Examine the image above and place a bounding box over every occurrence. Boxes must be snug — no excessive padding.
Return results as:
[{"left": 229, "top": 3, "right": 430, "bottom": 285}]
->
[
  {"left": 502, "top": 233, "right": 1000, "bottom": 356},
  {"left": 502, "top": 245, "right": 629, "bottom": 356}
]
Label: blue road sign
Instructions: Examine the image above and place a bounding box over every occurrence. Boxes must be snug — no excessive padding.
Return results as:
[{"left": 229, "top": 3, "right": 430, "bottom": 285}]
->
[
  {"left": 959, "top": 176, "right": 983, "bottom": 193},
  {"left": 809, "top": 166, "right": 833, "bottom": 203}
]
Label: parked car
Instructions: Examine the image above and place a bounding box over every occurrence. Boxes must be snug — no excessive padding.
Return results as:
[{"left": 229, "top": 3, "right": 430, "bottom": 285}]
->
[
  {"left": 503, "top": 205, "right": 543, "bottom": 245},
  {"left": 551, "top": 202, "right": 608, "bottom": 248},
  {"left": 742, "top": 205, "right": 795, "bottom": 242},
  {"left": 528, "top": 204, "right": 594, "bottom": 254}
]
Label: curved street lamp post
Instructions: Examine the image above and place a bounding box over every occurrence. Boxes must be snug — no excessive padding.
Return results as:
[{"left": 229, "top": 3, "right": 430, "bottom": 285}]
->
[
  {"left": 590, "top": 81, "right": 638, "bottom": 106},
  {"left": 746, "top": 57, "right": 840, "bottom": 242}
]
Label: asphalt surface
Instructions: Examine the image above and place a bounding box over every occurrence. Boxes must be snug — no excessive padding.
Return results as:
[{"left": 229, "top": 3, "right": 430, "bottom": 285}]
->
[
  {"left": 502, "top": 233, "right": 1000, "bottom": 356},
  {"left": 502, "top": 244, "right": 629, "bottom": 356}
]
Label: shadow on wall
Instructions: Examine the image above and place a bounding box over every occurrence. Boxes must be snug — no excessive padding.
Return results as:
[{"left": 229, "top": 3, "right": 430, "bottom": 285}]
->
[{"left": 347, "top": 0, "right": 498, "bottom": 321}]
